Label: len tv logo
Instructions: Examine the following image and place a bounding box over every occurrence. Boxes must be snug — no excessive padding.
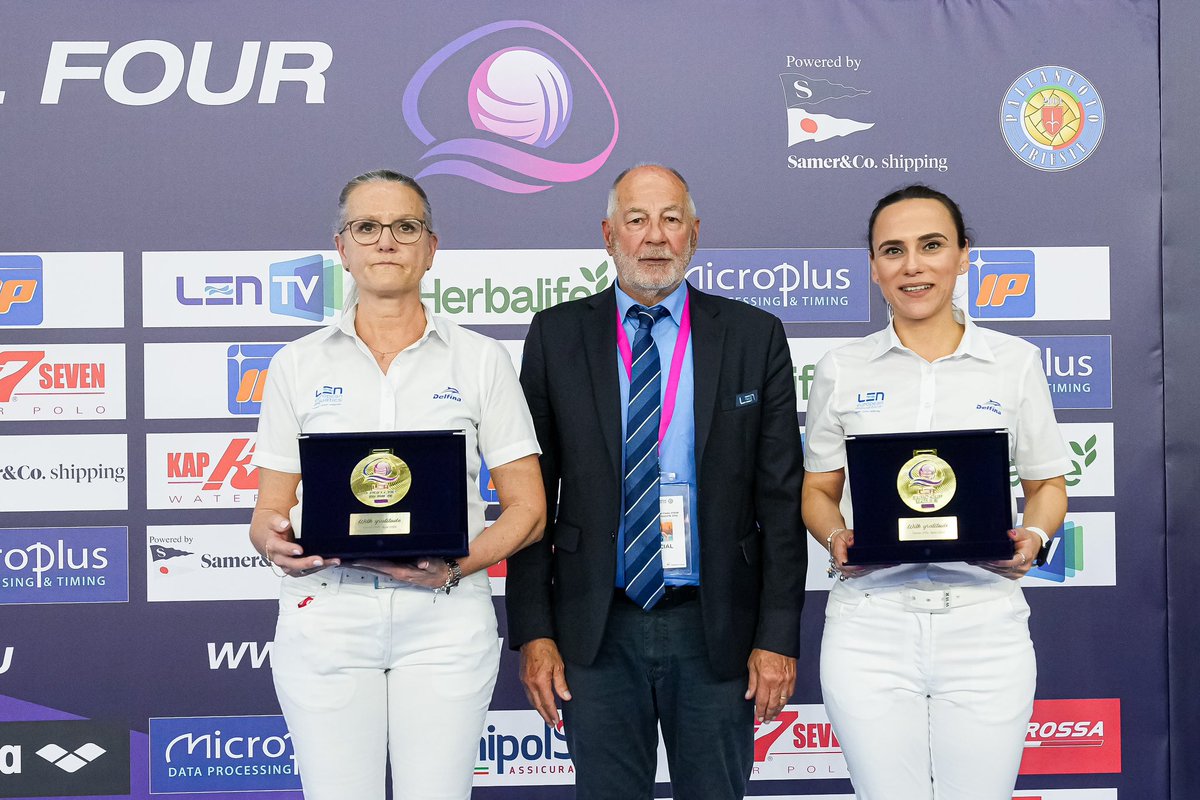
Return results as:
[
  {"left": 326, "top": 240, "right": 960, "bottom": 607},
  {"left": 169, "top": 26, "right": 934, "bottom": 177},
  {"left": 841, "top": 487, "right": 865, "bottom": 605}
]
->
[
  {"left": 0, "top": 256, "right": 43, "bottom": 326},
  {"left": 227, "top": 344, "right": 282, "bottom": 415},
  {"left": 1027, "top": 521, "right": 1084, "bottom": 583},
  {"left": 269, "top": 254, "right": 342, "bottom": 322},
  {"left": 969, "top": 249, "right": 1035, "bottom": 318}
]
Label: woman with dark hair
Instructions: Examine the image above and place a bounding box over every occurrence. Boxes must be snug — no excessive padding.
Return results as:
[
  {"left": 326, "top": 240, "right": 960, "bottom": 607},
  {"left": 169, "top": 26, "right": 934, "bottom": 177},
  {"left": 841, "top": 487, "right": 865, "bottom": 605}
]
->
[
  {"left": 248, "top": 169, "right": 545, "bottom": 799},
  {"left": 802, "top": 185, "right": 1068, "bottom": 799}
]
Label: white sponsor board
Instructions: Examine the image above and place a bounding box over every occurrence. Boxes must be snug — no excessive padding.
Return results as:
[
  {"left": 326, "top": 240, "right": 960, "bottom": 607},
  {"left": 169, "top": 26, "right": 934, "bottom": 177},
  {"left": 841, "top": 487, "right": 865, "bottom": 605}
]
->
[
  {"left": 957, "top": 246, "right": 1110, "bottom": 321},
  {"left": 142, "top": 250, "right": 341, "bottom": 327},
  {"left": 0, "top": 434, "right": 127, "bottom": 511},
  {"left": 421, "top": 249, "right": 612, "bottom": 324},
  {"left": 146, "top": 524, "right": 278, "bottom": 602},
  {"left": 145, "top": 433, "right": 258, "bottom": 509},
  {"left": 744, "top": 792, "right": 1115, "bottom": 800},
  {"left": 1056, "top": 422, "right": 1115, "bottom": 499},
  {"left": 0, "top": 343, "right": 126, "bottom": 420},
  {"left": 0, "top": 252, "right": 124, "bottom": 329},
  {"left": 804, "top": 511, "right": 1116, "bottom": 591},
  {"left": 144, "top": 342, "right": 287, "bottom": 419},
  {"left": 788, "top": 338, "right": 855, "bottom": 413}
]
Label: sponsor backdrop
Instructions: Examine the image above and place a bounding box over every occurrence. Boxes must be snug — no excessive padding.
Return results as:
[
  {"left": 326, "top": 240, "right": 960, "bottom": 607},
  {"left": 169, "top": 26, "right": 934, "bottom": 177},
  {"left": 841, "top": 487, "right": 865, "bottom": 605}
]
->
[{"left": 0, "top": 0, "right": 1179, "bottom": 797}]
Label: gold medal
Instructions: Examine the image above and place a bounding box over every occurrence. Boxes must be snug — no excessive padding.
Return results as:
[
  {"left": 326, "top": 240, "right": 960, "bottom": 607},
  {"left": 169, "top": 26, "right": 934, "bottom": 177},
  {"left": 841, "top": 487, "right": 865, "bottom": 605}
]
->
[
  {"left": 897, "top": 450, "right": 956, "bottom": 513},
  {"left": 350, "top": 449, "right": 411, "bottom": 508}
]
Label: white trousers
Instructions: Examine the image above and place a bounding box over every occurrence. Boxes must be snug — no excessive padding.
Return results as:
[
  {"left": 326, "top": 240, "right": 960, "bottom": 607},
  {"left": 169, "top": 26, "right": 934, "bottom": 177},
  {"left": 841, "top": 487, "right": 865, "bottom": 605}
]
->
[
  {"left": 272, "top": 570, "right": 500, "bottom": 800},
  {"left": 820, "top": 580, "right": 1035, "bottom": 800}
]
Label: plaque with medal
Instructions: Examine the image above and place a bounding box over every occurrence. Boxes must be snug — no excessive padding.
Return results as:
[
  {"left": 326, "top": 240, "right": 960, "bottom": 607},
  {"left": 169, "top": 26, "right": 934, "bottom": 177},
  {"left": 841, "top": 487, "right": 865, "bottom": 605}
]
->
[
  {"left": 843, "top": 429, "right": 1013, "bottom": 565},
  {"left": 296, "top": 430, "right": 469, "bottom": 559}
]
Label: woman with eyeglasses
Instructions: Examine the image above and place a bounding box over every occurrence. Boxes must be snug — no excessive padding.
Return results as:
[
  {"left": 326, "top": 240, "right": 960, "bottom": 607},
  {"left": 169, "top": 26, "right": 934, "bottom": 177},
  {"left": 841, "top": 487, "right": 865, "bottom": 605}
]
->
[
  {"left": 248, "top": 169, "right": 546, "bottom": 799},
  {"left": 801, "top": 185, "right": 1069, "bottom": 799}
]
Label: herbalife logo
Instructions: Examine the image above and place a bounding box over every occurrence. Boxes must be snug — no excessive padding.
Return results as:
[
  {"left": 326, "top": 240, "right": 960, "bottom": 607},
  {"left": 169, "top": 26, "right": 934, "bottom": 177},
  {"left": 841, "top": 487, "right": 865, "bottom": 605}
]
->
[
  {"left": 422, "top": 261, "right": 610, "bottom": 316},
  {"left": 38, "top": 742, "right": 106, "bottom": 773},
  {"left": 1027, "top": 521, "right": 1084, "bottom": 583},
  {"left": 1065, "top": 434, "right": 1098, "bottom": 487}
]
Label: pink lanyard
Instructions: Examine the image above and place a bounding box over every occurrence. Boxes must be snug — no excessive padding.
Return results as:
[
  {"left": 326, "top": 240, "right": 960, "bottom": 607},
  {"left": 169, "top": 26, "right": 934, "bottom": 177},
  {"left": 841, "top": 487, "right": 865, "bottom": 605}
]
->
[{"left": 616, "top": 293, "right": 692, "bottom": 446}]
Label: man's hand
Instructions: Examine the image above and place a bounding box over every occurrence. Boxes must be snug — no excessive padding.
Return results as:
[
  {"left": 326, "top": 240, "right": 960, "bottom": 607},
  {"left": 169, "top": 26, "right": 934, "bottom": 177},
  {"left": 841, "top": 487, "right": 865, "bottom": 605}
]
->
[
  {"left": 520, "top": 638, "right": 572, "bottom": 726},
  {"left": 745, "top": 648, "right": 796, "bottom": 724}
]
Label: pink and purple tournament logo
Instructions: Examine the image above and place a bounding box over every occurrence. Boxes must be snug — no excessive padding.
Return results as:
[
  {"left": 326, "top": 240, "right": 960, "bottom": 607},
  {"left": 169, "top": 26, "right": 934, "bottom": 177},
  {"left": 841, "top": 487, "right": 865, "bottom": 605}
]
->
[{"left": 403, "top": 20, "right": 619, "bottom": 193}]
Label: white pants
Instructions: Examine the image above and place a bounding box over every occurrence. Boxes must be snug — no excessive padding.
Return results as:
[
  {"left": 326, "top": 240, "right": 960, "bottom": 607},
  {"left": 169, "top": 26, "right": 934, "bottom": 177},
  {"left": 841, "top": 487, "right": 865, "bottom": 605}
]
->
[
  {"left": 272, "top": 569, "right": 500, "bottom": 800},
  {"left": 820, "top": 580, "right": 1035, "bottom": 800}
]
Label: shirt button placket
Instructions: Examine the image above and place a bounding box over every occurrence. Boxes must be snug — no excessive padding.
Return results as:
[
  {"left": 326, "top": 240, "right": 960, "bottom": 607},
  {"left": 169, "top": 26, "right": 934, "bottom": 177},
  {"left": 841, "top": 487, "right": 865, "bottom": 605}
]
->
[{"left": 918, "top": 362, "right": 935, "bottom": 430}]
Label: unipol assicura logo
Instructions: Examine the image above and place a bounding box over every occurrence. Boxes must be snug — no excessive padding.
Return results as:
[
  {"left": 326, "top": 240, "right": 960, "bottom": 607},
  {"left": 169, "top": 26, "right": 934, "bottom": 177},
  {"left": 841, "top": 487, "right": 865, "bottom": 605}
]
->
[{"left": 402, "top": 21, "right": 619, "bottom": 193}]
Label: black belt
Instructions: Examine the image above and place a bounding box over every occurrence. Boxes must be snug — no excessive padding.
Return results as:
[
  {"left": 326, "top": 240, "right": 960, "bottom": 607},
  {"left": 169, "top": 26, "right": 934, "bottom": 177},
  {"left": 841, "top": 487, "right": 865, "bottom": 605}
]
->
[{"left": 615, "top": 584, "right": 698, "bottom": 610}]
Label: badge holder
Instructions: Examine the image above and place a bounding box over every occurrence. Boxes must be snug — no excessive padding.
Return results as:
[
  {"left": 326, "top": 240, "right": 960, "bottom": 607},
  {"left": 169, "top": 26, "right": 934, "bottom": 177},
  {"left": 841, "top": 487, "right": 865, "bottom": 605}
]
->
[{"left": 659, "top": 474, "right": 693, "bottom": 574}]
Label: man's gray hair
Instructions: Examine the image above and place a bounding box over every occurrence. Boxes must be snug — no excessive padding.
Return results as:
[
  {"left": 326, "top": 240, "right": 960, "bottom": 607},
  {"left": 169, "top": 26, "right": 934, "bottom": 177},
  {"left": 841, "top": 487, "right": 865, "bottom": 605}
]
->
[
  {"left": 605, "top": 163, "right": 698, "bottom": 220},
  {"left": 335, "top": 169, "right": 434, "bottom": 235}
]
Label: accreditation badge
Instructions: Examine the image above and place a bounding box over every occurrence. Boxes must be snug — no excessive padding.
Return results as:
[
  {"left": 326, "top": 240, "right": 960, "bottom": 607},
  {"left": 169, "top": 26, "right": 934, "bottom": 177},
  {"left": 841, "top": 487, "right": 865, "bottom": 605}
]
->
[{"left": 659, "top": 480, "right": 693, "bottom": 571}]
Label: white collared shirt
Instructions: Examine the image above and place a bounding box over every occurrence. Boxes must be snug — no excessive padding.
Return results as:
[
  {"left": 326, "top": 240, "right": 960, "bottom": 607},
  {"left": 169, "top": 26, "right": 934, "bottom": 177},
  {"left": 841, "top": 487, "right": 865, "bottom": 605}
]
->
[
  {"left": 253, "top": 300, "right": 540, "bottom": 545},
  {"left": 804, "top": 313, "right": 1070, "bottom": 588}
]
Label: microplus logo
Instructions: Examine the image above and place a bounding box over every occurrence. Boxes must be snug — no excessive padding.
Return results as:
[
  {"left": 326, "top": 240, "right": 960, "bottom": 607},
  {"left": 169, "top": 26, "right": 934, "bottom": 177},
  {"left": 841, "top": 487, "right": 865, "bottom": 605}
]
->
[
  {"left": 686, "top": 249, "right": 869, "bottom": 322},
  {"left": 1027, "top": 335, "right": 1113, "bottom": 409},
  {"left": 0, "top": 527, "right": 129, "bottom": 605},
  {"left": 149, "top": 715, "right": 300, "bottom": 793}
]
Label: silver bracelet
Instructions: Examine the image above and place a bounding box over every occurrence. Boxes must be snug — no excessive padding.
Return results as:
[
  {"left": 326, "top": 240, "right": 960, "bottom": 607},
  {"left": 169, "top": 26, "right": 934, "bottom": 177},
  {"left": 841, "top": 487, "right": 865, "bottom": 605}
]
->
[
  {"left": 437, "top": 558, "right": 462, "bottom": 594},
  {"left": 825, "top": 527, "right": 848, "bottom": 581}
]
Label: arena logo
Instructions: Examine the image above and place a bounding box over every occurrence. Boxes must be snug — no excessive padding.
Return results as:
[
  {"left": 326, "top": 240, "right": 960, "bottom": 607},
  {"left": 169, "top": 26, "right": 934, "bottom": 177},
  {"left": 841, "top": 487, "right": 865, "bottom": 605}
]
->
[
  {"left": 687, "top": 249, "right": 869, "bottom": 323},
  {"left": 149, "top": 715, "right": 299, "bottom": 793},
  {"left": 1000, "top": 66, "right": 1105, "bottom": 172},
  {"left": 402, "top": 21, "right": 618, "bottom": 193},
  {"left": 0, "top": 345, "right": 126, "bottom": 420},
  {"left": 39, "top": 40, "right": 332, "bottom": 105},
  {"left": 227, "top": 344, "right": 283, "bottom": 415},
  {"left": 0, "top": 720, "right": 129, "bottom": 795},
  {"left": 0, "top": 527, "right": 129, "bottom": 605},
  {"left": 148, "top": 434, "right": 258, "bottom": 508},
  {"left": 0, "top": 256, "right": 43, "bottom": 326}
]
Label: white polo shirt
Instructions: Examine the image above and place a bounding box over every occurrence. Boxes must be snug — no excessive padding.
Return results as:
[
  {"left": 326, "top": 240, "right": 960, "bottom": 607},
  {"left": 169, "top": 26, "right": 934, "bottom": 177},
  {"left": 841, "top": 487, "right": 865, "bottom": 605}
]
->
[
  {"left": 253, "top": 300, "right": 540, "bottom": 548},
  {"left": 804, "top": 312, "right": 1070, "bottom": 589}
]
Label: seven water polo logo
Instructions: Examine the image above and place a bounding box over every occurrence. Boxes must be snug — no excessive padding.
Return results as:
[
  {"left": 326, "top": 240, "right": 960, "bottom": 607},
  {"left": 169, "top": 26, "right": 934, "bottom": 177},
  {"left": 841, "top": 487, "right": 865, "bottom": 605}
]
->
[
  {"left": 1001, "top": 66, "right": 1105, "bottom": 171},
  {"left": 148, "top": 715, "right": 299, "bottom": 793},
  {"left": 0, "top": 256, "right": 43, "bottom": 326},
  {"left": 227, "top": 344, "right": 282, "bottom": 415},
  {"left": 0, "top": 720, "right": 130, "bottom": 796},
  {"left": 402, "top": 21, "right": 618, "bottom": 193},
  {"left": 779, "top": 72, "right": 872, "bottom": 145},
  {"left": 0, "top": 345, "right": 126, "bottom": 420},
  {"left": 0, "top": 527, "right": 128, "bottom": 605},
  {"left": 750, "top": 704, "right": 850, "bottom": 781}
]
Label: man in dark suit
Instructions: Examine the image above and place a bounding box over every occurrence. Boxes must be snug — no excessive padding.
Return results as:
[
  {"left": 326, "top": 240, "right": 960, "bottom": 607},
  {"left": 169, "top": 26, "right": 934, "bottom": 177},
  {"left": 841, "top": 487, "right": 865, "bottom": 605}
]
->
[{"left": 507, "top": 164, "right": 806, "bottom": 799}]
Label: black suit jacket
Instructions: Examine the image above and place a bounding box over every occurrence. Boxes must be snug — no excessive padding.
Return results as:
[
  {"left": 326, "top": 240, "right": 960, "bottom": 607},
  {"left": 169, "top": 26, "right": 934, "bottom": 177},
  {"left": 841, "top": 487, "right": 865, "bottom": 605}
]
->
[{"left": 507, "top": 284, "right": 806, "bottom": 679}]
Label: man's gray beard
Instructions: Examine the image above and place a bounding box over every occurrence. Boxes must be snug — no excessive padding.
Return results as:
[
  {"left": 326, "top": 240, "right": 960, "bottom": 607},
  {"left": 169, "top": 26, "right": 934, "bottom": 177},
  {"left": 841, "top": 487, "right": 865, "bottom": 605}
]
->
[{"left": 612, "top": 247, "right": 693, "bottom": 296}]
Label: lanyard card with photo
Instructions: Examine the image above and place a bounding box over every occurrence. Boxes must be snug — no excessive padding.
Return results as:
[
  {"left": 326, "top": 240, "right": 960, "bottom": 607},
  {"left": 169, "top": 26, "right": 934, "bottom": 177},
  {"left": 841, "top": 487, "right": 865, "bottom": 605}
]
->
[{"left": 659, "top": 478, "right": 693, "bottom": 572}]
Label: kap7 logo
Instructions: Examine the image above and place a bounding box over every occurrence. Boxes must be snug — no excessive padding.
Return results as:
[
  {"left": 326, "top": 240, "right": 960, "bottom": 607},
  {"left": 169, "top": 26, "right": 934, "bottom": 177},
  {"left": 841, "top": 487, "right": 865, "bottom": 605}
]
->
[
  {"left": 963, "top": 247, "right": 1109, "bottom": 321},
  {"left": 143, "top": 250, "right": 344, "bottom": 327},
  {"left": 0, "top": 256, "right": 43, "bottom": 325},
  {"left": 0, "top": 345, "right": 126, "bottom": 420},
  {"left": 1019, "top": 698, "right": 1120, "bottom": 775},
  {"left": 0, "top": 719, "right": 130, "bottom": 796},
  {"left": 227, "top": 344, "right": 283, "bottom": 415},
  {"left": 146, "top": 433, "right": 257, "bottom": 508}
]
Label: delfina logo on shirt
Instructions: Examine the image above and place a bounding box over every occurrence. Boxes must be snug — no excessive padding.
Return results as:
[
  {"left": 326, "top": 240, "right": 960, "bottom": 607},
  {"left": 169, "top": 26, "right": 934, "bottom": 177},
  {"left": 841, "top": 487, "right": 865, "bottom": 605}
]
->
[{"left": 1018, "top": 698, "right": 1121, "bottom": 775}]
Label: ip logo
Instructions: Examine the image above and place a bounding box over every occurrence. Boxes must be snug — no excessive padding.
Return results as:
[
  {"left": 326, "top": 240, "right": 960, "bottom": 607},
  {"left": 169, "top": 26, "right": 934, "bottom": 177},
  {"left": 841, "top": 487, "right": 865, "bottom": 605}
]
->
[
  {"left": 969, "top": 249, "right": 1035, "bottom": 318},
  {"left": 0, "top": 255, "right": 44, "bottom": 325},
  {"left": 478, "top": 458, "right": 499, "bottom": 504},
  {"left": 1028, "top": 520, "right": 1084, "bottom": 583},
  {"left": 227, "top": 344, "right": 283, "bottom": 415}
]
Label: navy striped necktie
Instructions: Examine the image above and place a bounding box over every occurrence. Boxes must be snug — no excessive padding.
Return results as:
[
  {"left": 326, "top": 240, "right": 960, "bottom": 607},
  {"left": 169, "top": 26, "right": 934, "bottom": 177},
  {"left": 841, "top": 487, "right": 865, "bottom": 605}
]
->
[{"left": 623, "top": 304, "right": 670, "bottom": 610}]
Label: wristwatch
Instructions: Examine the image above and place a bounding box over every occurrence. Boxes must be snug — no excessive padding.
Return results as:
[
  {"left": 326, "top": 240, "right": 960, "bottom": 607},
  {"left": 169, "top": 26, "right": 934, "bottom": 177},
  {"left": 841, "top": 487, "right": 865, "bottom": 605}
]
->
[{"left": 441, "top": 558, "right": 463, "bottom": 594}]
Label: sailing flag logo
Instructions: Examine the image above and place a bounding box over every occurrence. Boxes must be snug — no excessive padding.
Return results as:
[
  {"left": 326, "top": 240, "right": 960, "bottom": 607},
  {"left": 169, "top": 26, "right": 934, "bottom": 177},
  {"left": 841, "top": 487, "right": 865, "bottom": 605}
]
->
[{"left": 779, "top": 73, "right": 873, "bottom": 145}]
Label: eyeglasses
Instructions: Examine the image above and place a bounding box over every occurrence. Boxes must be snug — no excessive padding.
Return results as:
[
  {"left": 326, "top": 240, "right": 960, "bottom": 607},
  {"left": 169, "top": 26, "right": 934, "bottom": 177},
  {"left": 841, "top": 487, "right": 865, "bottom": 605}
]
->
[{"left": 339, "top": 218, "right": 429, "bottom": 245}]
